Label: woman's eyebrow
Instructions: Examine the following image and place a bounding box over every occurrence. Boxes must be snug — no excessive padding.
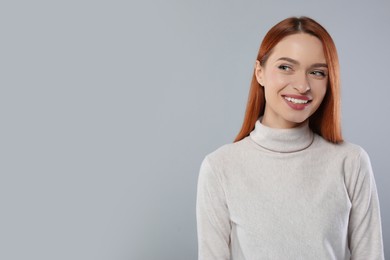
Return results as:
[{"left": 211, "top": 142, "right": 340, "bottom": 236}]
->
[
  {"left": 277, "top": 57, "right": 328, "bottom": 68},
  {"left": 311, "top": 63, "right": 328, "bottom": 68},
  {"left": 277, "top": 57, "right": 299, "bottom": 64}
]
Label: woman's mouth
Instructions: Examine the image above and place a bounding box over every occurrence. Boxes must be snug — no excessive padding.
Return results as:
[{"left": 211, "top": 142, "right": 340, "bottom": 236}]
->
[
  {"left": 283, "top": 96, "right": 310, "bottom": 104},
  {"left": 282, "top": 95, "right": 312, "bottom": 110}
]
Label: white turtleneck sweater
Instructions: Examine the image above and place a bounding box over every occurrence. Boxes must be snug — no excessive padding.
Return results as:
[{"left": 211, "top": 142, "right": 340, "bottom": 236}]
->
[{"left": 196, "top": 119, "right": 384, "bottom": 260}]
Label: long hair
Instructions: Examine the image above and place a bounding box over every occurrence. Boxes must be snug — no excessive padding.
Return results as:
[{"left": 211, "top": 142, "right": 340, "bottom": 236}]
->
[{"left": 234, "top": 16, "right": 343, "bottom": 144}]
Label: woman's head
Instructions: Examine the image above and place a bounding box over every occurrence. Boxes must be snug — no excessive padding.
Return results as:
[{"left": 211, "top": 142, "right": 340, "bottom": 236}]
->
[{"left": 235, "top": 16, "right": 342, "bottom": 143}]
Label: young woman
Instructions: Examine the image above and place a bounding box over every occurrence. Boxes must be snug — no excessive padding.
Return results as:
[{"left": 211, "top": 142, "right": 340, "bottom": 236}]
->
[{"left": 196, "top": 17, "right": 384, "bottom": 259}]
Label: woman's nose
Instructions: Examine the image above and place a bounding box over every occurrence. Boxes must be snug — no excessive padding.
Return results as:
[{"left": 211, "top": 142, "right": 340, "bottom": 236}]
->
[{"left": 293, "top": 73, "right": 310, "bottom": 93}]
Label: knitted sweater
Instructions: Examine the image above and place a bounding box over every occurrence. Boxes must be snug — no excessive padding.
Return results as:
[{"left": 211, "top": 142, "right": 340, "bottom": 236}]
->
[{"left": 196, "top": 119, "right": 384, "bottom": 260}]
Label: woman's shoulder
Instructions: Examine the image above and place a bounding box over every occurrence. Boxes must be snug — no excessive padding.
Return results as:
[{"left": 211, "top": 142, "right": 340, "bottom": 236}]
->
[
  {"left": 203, "top": 137, "right": 251, "bottom": 165},
  {"left": 314, "top": 134, "right": 370, "bottom": 161}
]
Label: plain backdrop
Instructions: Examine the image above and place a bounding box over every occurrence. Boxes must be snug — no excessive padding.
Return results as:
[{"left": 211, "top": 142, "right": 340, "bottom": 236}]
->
[{"left": 1, "top": 0, "right": 389, "bottom": 259}]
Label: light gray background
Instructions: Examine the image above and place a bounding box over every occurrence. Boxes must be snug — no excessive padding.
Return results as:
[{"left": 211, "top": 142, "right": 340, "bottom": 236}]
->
[{"left": 1, "top": 0, "right": 389, "bottom": 259}]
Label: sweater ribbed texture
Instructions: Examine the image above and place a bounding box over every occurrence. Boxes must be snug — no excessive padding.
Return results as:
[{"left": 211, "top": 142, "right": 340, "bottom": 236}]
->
[{"left": 196, "top": 119, "right": 384, "bottom": 260}]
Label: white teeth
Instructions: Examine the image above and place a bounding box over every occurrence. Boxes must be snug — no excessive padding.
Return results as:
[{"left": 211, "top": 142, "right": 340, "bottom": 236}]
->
[{"left": 284, "top": 96, "right": 309, "bottom": 104}]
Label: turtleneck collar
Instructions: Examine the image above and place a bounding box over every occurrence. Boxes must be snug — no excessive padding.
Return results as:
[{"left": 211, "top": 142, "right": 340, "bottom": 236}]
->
[{"left": 249, "top": 118, "right": 314, "bottom": 153}]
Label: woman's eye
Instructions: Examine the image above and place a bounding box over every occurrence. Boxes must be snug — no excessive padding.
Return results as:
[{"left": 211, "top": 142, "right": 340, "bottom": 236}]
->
[
  {"left": 311, "top": 70, "right": 327, "bottom": 77},
  {"left": 278, "top": 65, "right": 292, "bottom": 71}
]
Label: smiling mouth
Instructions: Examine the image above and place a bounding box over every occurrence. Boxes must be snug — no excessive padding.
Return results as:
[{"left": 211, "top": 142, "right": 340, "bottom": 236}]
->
[{"left": 283, "top": 96, "right": 311, "bottom": 104}]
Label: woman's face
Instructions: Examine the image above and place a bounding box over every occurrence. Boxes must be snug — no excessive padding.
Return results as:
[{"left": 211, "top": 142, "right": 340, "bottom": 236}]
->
[{"left": 255, "top": 33, "right": 328, "bottom": 129}]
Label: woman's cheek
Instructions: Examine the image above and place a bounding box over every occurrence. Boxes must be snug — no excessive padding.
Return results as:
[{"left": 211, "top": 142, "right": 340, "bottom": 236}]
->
[
  {"left": 312, "top": 81, "right": 328, "bottom": 97},
  {"left": 273, "top": 74, "right": 290, "bottom": 88},
  {"left": 267, "top": 70, "right": 289, "bottom": 87}
]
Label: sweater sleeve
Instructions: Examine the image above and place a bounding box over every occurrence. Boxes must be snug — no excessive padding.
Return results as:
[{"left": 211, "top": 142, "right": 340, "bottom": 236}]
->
[
  {"left": 196, "top": 156, "right": 231, "bottom": 260},
  {"left": 347, "top": 149, "right": 384, "bottom": 260}
]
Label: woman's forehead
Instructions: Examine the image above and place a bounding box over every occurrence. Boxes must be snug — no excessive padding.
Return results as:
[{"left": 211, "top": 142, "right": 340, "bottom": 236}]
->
[{"left": 268, "top": 33, "right": 326, "bottom": 64}]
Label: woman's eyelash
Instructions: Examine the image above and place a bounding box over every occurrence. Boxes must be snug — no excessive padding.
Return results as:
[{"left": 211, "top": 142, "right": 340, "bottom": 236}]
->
[
  {"left": 311, "top": 70, "right": 327, "bottom": 77},
  {"left": 278, "top": 65, "right": 292, "bottom": 71},
  {"left": 278, "top": 65, "right": 327, "bottom": 77}
]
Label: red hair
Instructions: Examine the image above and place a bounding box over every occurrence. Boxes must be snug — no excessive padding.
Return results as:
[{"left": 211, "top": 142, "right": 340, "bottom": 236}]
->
[{"left": 234, "top": 16, "right": 343, "bottom": 144}]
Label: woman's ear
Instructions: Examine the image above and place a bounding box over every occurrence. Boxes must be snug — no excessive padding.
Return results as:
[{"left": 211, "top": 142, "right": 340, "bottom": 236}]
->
[{"left": 255, "top": 60, "right": 265, "bottom": 86}]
